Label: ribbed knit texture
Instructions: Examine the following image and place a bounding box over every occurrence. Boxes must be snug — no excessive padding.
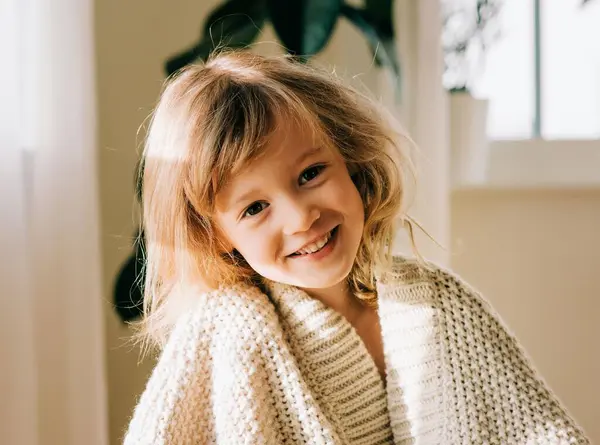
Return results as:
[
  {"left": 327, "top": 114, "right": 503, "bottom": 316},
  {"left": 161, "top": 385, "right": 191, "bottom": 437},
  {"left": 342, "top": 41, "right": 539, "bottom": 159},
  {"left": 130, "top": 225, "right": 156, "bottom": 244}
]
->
[
  {"left": 265, "top": 281, "right": 394, "bottom": 445},
  {"left": 124, "top": 257, "right": 589, "bottom": 444}
]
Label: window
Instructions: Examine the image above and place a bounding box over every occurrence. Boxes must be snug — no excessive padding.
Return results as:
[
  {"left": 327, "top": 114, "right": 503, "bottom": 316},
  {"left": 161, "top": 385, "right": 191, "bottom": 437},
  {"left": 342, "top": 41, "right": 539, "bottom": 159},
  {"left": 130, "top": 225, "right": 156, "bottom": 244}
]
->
[{"left": 473, "top": 0, "right": 600, "bottom": 140}]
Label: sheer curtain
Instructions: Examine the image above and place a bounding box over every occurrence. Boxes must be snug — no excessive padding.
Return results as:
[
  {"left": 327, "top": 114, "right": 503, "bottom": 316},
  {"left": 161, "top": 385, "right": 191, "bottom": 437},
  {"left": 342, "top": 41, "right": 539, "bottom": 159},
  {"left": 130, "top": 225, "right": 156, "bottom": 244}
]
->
[{"left": 0, "top": 0, "right": 108, "bottom": 444}]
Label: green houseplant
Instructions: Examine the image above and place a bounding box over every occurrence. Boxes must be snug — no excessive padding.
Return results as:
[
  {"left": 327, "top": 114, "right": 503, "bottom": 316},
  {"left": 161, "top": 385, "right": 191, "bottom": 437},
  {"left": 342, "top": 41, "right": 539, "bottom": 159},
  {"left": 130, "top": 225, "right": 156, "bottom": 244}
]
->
[{"left": 165, "top": 0, "right": 401, "bottom": 78}]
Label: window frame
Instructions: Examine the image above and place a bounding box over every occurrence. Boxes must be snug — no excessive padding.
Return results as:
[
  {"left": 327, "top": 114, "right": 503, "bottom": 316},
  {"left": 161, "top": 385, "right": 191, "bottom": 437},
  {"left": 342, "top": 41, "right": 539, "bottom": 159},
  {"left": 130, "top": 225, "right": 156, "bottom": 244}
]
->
[{"left": 475, "top": 0, "right": 600, "bottom": 190}]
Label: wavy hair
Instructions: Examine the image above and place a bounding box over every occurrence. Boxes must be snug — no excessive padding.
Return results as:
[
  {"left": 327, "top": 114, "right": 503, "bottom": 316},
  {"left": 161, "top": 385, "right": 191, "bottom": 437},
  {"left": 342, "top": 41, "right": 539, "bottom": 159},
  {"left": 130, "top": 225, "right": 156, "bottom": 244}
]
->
[{"left": 139, "top": 50, "right": 417, "bottom": 346}]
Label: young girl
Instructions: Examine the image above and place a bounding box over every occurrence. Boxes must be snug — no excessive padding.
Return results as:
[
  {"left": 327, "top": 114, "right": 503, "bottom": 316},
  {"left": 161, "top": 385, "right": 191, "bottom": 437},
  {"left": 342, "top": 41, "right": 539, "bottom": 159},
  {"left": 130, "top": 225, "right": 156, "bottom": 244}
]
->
[{"left": 124, "top": 51, "right": 589, "bottom": 444}]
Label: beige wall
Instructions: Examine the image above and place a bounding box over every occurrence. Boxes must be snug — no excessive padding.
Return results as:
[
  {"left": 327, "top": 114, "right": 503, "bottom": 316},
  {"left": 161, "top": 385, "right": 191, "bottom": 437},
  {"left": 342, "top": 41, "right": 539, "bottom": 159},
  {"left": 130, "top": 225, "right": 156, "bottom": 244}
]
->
[
  {"left": 452, "top": 188, "right": 600, "bottom": 441},
  {"left": 95, "top": 1, "right": 212, "bottom": 443}
]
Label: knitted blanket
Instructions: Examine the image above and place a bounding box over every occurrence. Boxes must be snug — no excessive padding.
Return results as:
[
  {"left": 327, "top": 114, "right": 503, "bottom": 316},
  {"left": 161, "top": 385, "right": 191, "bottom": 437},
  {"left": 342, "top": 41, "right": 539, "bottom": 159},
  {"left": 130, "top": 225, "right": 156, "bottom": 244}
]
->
[{"left": 124, "top": 258, "right": 589, "bottom": 444}]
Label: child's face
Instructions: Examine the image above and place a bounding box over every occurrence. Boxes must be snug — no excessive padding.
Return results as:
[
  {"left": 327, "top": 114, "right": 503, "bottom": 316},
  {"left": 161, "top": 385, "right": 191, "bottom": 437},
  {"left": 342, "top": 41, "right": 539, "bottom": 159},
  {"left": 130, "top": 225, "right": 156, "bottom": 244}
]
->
[{"left": 214, "top": 123, "right": 365, "bottom": 291}]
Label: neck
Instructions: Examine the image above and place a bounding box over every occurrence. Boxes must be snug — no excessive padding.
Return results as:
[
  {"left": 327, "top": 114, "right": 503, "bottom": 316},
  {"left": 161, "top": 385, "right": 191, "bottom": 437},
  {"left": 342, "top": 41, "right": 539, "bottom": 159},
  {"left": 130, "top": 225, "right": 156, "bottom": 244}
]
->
[{"left": 301, "top": 280, "right": 364, "bottom": 324}]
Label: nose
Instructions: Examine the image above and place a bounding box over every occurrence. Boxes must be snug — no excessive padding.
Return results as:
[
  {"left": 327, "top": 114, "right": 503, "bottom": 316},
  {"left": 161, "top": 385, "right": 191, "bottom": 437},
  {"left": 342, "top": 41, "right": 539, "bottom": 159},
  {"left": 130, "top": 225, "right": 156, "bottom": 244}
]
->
[{"left": 281, "top": 198, "right": 320, "bottom": 236}]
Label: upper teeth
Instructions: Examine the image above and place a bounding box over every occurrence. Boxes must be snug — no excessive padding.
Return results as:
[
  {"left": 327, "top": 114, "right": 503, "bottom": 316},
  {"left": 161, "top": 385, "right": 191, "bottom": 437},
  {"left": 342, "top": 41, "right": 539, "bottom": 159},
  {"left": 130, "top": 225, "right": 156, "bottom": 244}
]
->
[{"left": 296, "top": 231, "right": 331, "bottom": 255}]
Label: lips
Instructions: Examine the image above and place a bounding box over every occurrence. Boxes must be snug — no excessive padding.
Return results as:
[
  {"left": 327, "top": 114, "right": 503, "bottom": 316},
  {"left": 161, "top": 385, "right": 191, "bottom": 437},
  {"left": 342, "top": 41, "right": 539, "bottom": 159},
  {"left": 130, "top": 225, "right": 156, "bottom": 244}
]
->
[{"left": 289, "top": 226, "right": 339, "bottom": 257}]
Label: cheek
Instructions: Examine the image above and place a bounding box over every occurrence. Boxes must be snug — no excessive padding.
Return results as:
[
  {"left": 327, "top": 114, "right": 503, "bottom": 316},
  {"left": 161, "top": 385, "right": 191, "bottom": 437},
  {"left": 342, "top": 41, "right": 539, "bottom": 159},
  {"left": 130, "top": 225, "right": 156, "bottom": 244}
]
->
[
  {"left": 331, "top": 169, "right": 365, "bottom": 219},
  {"left": 230, "top": 227, "right": 278, "bottom": 265}
]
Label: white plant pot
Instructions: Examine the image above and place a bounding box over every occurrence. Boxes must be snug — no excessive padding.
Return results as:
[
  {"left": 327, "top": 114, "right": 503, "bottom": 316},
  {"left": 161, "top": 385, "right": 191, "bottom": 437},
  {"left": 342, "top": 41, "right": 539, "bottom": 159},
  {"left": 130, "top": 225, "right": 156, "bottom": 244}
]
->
[{"left": 449, "top": 92, "right": 490, "bottom": 187}]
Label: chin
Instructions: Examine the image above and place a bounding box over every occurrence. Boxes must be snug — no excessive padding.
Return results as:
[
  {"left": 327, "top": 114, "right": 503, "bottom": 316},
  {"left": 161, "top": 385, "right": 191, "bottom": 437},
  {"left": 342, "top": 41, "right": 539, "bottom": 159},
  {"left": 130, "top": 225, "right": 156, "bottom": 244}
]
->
[
  {"left": 289, "top": 275, "right": 347, "bottom": 290},
  {"left": 253, "top": 259, "right": 353, "bottom": 290},
  {"left": 283, "top": 259, "right": 355, "bottom": 290}
]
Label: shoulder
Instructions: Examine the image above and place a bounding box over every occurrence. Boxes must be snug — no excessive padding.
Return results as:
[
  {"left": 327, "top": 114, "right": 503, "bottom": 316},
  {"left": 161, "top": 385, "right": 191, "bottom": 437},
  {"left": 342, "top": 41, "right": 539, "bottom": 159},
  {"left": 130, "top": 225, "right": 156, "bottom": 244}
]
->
[
  {"left": 164, "top": 283, "right": 282, "bottom": 357},
  {"left": 378, "top": 256, "right": 517, "bottom": 368},
  {"left": 378, "top": 255, "right": 495, "bottom": 314},
  {"left": 380, "top": 260, "right": 590, "bottom": 442},
  {"left": 124, "top": 284, "right": 286, "bottom": 444},
  {"left": 382, "top": 255, "right": 472, "bottom": 286}
]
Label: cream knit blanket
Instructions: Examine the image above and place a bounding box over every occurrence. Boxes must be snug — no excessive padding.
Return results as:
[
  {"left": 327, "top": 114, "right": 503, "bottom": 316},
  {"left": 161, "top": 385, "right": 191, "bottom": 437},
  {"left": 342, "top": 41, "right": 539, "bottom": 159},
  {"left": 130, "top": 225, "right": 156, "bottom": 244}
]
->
[{"left": 124, "top": 258, "right": 589, "bottom": 444}]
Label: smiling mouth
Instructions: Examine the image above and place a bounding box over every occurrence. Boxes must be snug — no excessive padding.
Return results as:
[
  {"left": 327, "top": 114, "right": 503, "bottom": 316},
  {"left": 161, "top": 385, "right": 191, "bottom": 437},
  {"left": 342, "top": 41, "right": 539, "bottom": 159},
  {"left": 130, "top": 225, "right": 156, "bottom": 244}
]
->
[{"left": 289, "top": 226, "right": 339, "bottom": 257}]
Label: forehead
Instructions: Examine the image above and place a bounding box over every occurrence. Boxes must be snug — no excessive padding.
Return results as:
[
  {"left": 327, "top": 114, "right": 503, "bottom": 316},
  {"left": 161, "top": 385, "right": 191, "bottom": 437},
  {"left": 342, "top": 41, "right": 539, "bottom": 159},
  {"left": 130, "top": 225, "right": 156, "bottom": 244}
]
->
[
  {"left": 263, "top": 122, "right": 320, "bottom": 159},
  {"left": 239, "top": 119, "right": 327, "bottom": 172},
  {"left": 214, "top": 123, "right": 332, "bottom": 209}
]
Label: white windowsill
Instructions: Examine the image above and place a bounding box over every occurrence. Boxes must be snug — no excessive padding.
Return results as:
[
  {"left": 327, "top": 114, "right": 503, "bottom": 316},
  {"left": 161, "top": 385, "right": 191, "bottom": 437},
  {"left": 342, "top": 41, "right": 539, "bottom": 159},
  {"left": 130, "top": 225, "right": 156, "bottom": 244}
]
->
[{"left": 453, "top": 139, "right": 600, "bottom": 191}]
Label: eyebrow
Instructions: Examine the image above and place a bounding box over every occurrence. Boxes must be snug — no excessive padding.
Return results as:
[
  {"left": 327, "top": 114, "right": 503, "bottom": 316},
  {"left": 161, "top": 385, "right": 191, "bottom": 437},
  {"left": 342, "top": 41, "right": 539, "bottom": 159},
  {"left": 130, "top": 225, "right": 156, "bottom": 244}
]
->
[
  {"left": 230, "top": 189, "right": 260, "bottom": 210},
  {"left": 296, "top": 146, "right": 323, "bottom": 165},
  {"left": 228, "top": 146, "right": 324, "bottom": 210}
]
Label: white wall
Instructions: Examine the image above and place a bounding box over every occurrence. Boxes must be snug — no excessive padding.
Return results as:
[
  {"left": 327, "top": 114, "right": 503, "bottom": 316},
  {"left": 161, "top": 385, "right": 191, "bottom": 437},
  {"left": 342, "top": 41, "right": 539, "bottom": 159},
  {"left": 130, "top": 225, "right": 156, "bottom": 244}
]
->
[{"left": 452, "top": 188, "right": 600, "bottom": 441}]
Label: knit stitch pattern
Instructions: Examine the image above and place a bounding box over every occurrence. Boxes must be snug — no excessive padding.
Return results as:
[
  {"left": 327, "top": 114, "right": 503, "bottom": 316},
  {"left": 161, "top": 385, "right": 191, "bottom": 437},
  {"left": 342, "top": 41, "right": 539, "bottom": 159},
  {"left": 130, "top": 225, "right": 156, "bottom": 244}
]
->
[{"left": 123, "top": 258, "right": 589, "bottom": 444}]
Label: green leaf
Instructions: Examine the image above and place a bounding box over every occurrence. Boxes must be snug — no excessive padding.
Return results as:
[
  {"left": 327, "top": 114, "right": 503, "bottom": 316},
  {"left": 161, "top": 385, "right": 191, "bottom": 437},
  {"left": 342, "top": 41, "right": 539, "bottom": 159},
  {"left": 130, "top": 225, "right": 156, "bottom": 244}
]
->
[
  {"left": 364, "top": 0, "right": 394, "bottom": 38},
  {"left": 166, "top": 0, "right": 267, "bottom": 75},
  {"left": 113, "top": 231, "right": 146, "bottom": 323},
  {"left": 267, "top": 0, "right": 342, "bottom": 57},
  {"left": 341, "top": 5, "right": 400, "bottom": 80}
]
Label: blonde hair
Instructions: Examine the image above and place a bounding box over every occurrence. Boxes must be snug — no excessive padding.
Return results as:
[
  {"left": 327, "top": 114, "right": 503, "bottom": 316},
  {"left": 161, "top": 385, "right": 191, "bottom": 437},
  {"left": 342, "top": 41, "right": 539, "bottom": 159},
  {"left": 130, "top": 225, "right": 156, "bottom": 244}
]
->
[{"left": 139, "top": 50, "right": 417, "bottom": 347}]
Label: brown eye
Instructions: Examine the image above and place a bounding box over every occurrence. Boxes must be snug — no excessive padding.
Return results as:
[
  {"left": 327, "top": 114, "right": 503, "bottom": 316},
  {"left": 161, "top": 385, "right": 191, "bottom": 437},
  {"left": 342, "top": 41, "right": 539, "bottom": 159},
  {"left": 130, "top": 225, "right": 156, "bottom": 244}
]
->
[
  {"left": 299, "top": 165, "right": 325, "bottom": 185},
  {"left": 243, "top": 201, "right": 268, "bottom": 218}
]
